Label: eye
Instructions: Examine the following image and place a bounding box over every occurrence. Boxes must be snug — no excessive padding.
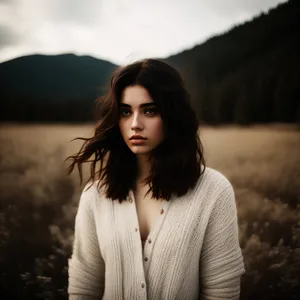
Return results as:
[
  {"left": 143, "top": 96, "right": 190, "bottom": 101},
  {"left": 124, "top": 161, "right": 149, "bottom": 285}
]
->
[
  {"left": 120, "top": 108, "right": 131, "bottom": 117},
  {"left": 144, "top": 107, "right": 157, "bottom": 116}
]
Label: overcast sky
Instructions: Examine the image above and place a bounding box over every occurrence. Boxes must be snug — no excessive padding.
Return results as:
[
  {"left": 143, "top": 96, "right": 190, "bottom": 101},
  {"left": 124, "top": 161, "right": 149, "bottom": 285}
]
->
[{"left": 0, "top": 0, "right": 287, "bottom": 65}]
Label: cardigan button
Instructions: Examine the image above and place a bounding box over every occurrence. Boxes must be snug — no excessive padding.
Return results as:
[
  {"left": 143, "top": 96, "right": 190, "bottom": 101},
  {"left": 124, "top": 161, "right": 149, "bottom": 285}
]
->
[
  {"left": 128, "top": 197, "right": 133, "bottom": 203},
  {"left": 144, "top": 257, "right": 148, "bottom": 262},
  {"left": 141, "top": 283, "right": 145, "bottom": 288},
  {"left": 148, "top": 239, "right": 152, "bottom": 243},
  {"left": 135, "top": 228, "right": 138, "bottom": 232},
  {"left": 160, "top": 209, "right": 164, "bottom": 214}
]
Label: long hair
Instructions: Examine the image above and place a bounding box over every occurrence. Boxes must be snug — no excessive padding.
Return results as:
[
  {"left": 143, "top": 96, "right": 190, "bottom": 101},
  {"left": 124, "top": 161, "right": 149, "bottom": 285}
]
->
[{"left": 66, "top": 58, "right": 206, "bottom": 203}]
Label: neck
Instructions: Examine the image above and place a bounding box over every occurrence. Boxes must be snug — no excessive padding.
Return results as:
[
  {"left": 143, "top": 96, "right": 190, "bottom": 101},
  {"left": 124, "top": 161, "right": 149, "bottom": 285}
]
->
[{"left": 136, "top": 154, "right": 151, "bottom": 185}]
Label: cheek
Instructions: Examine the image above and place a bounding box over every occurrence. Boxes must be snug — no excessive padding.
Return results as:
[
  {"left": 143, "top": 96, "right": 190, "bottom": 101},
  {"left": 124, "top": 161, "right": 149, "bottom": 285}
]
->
[
  {"left": 118, "top": 121, "right": 126, "bottom": 137},
  {"left": 152, "top": 119, "right": 164, "bottom": 138}
]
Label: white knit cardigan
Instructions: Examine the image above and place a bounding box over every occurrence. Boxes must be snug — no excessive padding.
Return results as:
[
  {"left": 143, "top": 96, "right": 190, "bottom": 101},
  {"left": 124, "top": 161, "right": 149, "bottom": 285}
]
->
[{"left": 68, "top": 167, "right": 246, "bottom": 299}]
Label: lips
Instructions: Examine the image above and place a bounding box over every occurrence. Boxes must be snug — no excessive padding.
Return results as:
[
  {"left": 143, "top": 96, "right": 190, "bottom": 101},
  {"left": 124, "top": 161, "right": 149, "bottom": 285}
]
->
[{"left": 130, "top": 135, "right": 147, "bottom": 140}]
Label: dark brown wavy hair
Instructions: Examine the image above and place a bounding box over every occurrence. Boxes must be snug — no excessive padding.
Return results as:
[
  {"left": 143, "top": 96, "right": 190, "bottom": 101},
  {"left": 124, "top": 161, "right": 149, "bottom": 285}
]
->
[{"left": 66, "top": 58, "right": 206, "bottom": 203}]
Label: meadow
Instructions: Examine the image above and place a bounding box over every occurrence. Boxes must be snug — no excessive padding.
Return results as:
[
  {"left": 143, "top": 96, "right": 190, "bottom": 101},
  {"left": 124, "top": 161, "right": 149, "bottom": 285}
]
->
[{"left": 0, "top": 124, "right": 299, "bottom": 299}]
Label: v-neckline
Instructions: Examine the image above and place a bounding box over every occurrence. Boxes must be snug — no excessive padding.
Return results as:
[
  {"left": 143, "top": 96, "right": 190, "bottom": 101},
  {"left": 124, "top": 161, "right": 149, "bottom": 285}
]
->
[{"left": 129, "top": 189, "right": 169, "bottom": 246}]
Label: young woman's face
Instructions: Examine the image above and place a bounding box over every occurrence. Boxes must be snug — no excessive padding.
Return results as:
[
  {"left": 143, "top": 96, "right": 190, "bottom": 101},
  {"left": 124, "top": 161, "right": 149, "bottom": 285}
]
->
[{"left": 119, "top": 85, "right": 165, "bottom": 156}]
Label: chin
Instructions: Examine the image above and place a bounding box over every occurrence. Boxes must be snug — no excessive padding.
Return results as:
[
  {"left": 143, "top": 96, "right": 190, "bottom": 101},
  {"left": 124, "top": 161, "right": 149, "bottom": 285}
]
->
[
  {"left": 131, "top": 149, "right": 151, "bottom": 155},
  {"left": 129, "top": 146, "right": 152, "bottom": 155}
]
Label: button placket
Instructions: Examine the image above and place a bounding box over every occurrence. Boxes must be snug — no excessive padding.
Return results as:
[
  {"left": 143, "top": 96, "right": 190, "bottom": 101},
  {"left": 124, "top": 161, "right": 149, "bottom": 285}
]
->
[
  {"left": 143, "top": 205, "right": 167, "bottom": 271},
  {"left": 129, "top": 190, "right": 171, "bottom": 286},
  {"left": 128, "top": 192, "right": 147, "bottom": 290}
]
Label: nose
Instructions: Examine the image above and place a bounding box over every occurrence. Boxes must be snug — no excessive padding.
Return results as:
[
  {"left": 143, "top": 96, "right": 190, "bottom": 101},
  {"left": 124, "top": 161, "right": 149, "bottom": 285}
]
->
[{"left": 131, "top": 113, "right": 143, "bottom": 131}]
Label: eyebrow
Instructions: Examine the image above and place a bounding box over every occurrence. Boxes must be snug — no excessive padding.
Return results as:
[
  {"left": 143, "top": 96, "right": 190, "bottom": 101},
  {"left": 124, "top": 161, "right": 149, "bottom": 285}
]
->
[{"left": 119, "top": 102, "right": 156, "bottom": 108}]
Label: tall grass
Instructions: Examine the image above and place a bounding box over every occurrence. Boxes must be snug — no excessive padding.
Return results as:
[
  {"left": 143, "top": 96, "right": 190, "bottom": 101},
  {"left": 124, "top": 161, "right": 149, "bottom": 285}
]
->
[{"left": 0, "top": 124, "right": 299, "bottom": 299}]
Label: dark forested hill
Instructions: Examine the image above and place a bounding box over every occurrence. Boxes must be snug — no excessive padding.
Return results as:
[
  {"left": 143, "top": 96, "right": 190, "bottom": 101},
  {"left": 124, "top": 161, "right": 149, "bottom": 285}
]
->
[
  {"left": 0, "top": 54, "right": 117, "bottom": 122},
  {"left": 165, "top": 0, "right": 300, "bottom": 124},
  {"left": 0, "top": 0, "right": 299, "bottom": 123}
]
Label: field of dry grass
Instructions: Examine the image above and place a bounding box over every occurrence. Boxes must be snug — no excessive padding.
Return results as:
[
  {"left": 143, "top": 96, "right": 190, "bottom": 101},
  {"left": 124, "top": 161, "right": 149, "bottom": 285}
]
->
[{"left": 0, "top": 124, "right": 299, "bottom": 299}]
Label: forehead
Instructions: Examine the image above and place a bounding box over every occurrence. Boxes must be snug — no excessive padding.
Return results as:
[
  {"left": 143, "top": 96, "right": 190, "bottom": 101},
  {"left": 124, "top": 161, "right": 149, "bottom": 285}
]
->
[{"left": 121, "top": 85, "right": 154, "bottom": 104}]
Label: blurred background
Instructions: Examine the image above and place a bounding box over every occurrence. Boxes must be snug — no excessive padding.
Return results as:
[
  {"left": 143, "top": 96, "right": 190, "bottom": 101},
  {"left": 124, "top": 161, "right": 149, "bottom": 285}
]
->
[{"left": 0, "top": 0, "right": 300, "bottom": 299}]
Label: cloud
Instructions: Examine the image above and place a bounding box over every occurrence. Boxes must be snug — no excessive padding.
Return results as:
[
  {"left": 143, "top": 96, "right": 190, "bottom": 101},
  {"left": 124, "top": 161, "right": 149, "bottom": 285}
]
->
[
  {"left": 203, "top": 0, "right": 287, "bottom": 18},
  {"left": 49, "top": 0, "right": 103, "bottom": 25},
  {"left": 0, "top": 0, "right": 289, "bottom": 64},
  {"left": 0, "top": 24, "right": 21, "bottom": 48},
  {"left": 0, "top": 0, "right": 15, "bottom": 3}
]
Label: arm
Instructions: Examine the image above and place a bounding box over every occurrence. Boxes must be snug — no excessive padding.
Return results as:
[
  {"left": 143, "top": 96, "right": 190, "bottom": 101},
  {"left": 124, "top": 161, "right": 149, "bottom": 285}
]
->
[
  {"left": 68, "top": 185, "right": 105, "bottom": 300},
  {"left": 199, "top": 183, "right": 245, "bottom": 300}
]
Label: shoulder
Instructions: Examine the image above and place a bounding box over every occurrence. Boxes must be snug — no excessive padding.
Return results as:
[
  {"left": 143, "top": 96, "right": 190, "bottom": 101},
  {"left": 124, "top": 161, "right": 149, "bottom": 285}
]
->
[
  {"left": 197, "top": 166, "right": 233, "bottom": 195},
  {"left": 199, "top": 168, "right": 238, "bottom": 217},
  {"left": 187, "top": 166, "right": 235, "bottom": 210},
  {"left": 78, "top": 180, "right": 105, "bottom": 211}
]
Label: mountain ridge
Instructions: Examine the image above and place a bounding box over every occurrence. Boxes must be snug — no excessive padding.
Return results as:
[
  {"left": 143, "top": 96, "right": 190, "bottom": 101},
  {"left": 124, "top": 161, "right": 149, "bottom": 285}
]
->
[{"left": 1, "top": 0, "right": 299, "bottom": 123}]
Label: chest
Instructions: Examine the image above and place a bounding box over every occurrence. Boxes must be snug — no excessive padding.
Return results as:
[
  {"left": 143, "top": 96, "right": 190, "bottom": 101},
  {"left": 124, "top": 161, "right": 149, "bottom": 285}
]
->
[
  {"left": 133, "top": 185, "right": 165, "bottom": 243},
  {"left": 95, "top": 189, "right": 208, "bottom": 271}
]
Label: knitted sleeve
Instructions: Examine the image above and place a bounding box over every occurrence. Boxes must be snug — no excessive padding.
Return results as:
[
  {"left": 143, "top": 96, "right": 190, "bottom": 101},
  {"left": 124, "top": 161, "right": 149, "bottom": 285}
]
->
[
  {"left": 199, "top": 182, "right": 245, "bottom": 300},
  {"left": 68, "top": 185, "right": 105, "bottom": 300}
]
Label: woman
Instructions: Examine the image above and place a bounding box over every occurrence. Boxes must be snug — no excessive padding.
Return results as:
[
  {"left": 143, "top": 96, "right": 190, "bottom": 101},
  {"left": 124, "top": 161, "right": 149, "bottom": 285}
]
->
[{"left": 66, "top": 58, "right": 245, "bottom": 299}]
